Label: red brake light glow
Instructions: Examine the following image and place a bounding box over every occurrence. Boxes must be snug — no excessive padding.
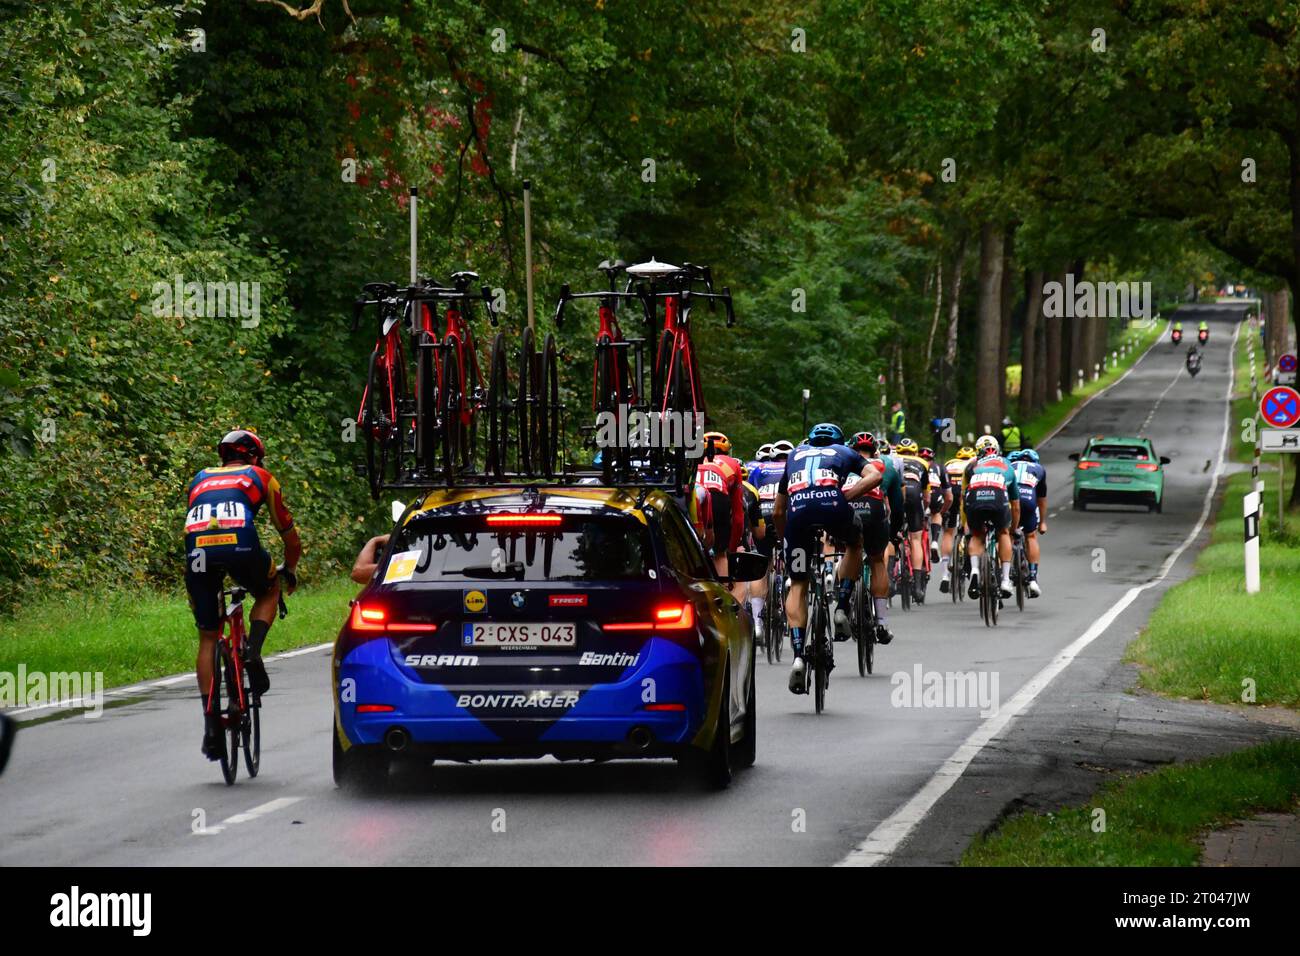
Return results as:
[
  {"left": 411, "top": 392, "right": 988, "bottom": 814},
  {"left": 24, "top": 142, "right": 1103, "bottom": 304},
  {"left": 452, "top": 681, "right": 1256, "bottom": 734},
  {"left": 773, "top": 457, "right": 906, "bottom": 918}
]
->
[
  {"left": 349, "top": 603, "right": 436, "bottom": 633},
  {"left": 356, "top": 704, "right": 395, "bottom": 713},
  {"left": 486, "top": 513, "right": 563, "bottom": 527},
  {"left": 644, "top": 703, "right": 686, "bottom": 712},
  {"left": 604, "top": 602, "right": 695, "bottom": 632},
  {"left": 1076, "top": 460, "right": 1100, "bottom": 469},
  {"left": 1135, "top": 463, "right": 1159, "bottom": 471}
]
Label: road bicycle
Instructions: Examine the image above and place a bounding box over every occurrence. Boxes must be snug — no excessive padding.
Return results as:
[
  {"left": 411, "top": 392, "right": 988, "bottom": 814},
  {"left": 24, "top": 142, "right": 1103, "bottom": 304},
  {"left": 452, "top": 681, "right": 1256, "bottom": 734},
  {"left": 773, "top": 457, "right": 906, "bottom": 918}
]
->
[
  {"left": 972, "top": 526, "right": 1002, "bottom": 627},
  {"left": 1010, "top": 528, "right": 1029, "bottom": 612},
  {"left": 763, "top": 549, "right": 786, "bottom": 664},
  {"left": 850, "top": 559, "right": 878, "bottom": 676},
  {"left": 353, "top": 281, "right": 413, "bottom": 499},
  {"left": 804, "top": 528, "right": 836, "bottom": 713},
  {"left": 950, "top": 529, "right": 969, "bottom": 604},
  {"left": 890, "top": 535, "right": 914, "bottom": 611},
  {"left": 206, "top": 577, "right": 288, "bottom": 785}
]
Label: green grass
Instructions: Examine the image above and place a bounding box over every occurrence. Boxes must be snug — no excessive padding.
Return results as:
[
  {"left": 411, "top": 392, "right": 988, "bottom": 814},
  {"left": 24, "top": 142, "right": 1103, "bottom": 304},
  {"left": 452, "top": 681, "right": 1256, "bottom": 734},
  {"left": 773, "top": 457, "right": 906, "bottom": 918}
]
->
[
  {"left": 962, "top": 740, "right": 1300, "bottom": 866},
  {"left": 0, "top": 577, "right": 360, "bottom": 690},
  {"left": 1126, "top": 324, "right": 1300, "bottom": 708}
]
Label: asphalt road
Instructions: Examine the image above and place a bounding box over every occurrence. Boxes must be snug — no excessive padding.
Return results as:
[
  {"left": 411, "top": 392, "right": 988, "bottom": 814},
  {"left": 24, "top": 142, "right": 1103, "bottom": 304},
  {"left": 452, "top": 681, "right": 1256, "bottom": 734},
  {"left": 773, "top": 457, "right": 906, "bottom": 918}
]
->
[{"left": 1, "top": 304, "right": 1269, "bottom": 866}]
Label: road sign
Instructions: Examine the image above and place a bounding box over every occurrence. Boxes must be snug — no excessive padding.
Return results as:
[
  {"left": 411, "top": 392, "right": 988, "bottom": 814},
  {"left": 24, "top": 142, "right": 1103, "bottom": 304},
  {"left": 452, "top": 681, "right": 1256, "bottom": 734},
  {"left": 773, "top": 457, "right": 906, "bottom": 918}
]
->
[
  {"left": 1260, "top": 386, "right": 1300, "bottom": 428},
  {"left": 1279, "top": 353, "right": 1298, "bottom": 386},
  {"left": 1279, "top": 353, "right": 1297, "bottom": 372},
  {"left": 1262, "top": 428, "right": 1300, "bottom": 453}
]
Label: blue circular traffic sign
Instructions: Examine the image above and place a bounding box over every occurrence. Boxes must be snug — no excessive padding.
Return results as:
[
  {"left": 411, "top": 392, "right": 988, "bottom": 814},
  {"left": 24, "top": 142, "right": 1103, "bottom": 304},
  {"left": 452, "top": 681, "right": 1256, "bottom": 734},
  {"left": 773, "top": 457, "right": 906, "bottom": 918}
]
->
[
  {"left": 1261, "top": 386, "right": 1300, "bottom": 427},
  {"left": 1279, "top": 353, "right": 1298, "bottom": 373}
]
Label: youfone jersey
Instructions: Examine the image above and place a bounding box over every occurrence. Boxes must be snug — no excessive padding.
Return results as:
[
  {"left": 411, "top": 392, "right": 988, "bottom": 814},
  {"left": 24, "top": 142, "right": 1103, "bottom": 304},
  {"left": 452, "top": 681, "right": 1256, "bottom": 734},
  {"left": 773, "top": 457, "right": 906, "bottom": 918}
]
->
[
  {"left": 779, "top": 442, "right": 868, "bottom": 511},
  {"left": 962, "top": 455, "right": 1019, "bottom": 507},
  {"left": 747, "top": 459, "right": 786, "bottom": 519},
  {"left": 1012, "top": 460, "right": 1047, "bottom": 509},
  {"left": 185, "top": 464, "right": 294, "bottom": 555}
]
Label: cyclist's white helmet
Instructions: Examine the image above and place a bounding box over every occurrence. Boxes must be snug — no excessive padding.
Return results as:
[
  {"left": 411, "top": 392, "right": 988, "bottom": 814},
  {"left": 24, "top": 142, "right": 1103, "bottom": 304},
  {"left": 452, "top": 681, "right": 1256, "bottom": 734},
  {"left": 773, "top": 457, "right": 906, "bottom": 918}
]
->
[
  {"left": 755, "top": 443, "right": 774, "bottom": 461},
  {"left": 770, "top": 439, "right": 795, "bottom": 459},
  {"left": 975, "top": 435, "right": 1001, "bottom": 457}
]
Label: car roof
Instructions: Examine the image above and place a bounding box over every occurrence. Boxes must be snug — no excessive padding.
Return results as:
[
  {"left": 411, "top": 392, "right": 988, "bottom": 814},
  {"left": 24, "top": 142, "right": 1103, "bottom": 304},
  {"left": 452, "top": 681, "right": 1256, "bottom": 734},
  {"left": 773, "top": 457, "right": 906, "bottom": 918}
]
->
[
  {"left": 1087, "top": 435, "right": 1152, "bottom": 446},
  {"left": 399, "top": 486, "right": 677, "bottom": 528}
]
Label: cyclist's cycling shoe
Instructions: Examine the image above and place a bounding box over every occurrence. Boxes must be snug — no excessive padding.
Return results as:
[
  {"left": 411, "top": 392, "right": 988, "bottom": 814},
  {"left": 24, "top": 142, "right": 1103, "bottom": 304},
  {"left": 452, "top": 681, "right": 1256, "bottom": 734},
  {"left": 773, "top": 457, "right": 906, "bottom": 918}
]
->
[
  {"left": 930, "top": 543, "right": 940, "bottom": 564},
  {"left": 788, "top": 658, "right": 808, "bottom": 695},
  {"left": 967, "top": 572, "right": 981, "bottom": 600},
  {"left": 874, "top": 623, "right": 894, "bottom": 645},
  {"left": 1027, "top": 579, "right": 1042, "bottom": 598},
  {"left": 939, "top": 576, "right": 951, "bottom": 594},
  {"left": 833, "top": 605, "right": 851, "bottom": 642},
  {"left": 202, "top": 728, "right": 222, "bottom": 761},
  {"left": 246, "top": 655, "right": 271, "bottom": 697},
  {"left": 999, "top": 578, "right": 1014, "bottom": 599},
  {"left": 754, "top": 617, "right": 766, "bottom": 642}
]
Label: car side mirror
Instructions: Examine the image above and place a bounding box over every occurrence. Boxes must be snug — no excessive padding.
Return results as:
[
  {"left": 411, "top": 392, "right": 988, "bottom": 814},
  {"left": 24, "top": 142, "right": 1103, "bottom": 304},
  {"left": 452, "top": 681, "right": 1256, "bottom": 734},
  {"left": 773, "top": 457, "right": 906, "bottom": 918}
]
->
[
  {"left": 1068, "top": 452, "right": 1080, "bottom": 461},
  {"left": 391, "top": 499, "right": 406, "bottom": 523},
  {"left": 0, "top": 714, "right": 15, "bottom": 776},
  {"left": 1160, "top": 456, "right": 1171, "bottom": 465},
  {"left": 727, "top": 550, "right": 768, "bottom": 583}
]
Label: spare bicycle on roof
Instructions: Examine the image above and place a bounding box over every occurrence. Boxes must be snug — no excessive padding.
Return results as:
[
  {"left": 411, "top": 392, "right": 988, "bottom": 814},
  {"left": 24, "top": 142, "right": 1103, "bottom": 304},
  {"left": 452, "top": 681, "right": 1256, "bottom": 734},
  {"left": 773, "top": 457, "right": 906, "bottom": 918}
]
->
[{"left": 350, "top": 189, "right": 734, "bottom": 496}]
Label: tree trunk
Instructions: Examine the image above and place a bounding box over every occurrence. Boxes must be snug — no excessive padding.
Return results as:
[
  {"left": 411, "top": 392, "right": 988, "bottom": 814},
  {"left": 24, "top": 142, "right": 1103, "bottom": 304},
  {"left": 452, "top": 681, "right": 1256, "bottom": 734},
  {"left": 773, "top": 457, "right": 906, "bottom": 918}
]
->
[
  {"left": 976, "top": 222, "right": 1005, "bottom": 436},
  {"left": 943, "top": 232, "right": 967, "bottom": 421},
  {"left": 1066, "top": 259, "right": 1087, "bottom": 393},
  {"left": 1034, "top": 285, "right": 1049, "bottom": 409},
  {"left": 1045, "top": 268, "right": 1065, "bottom": 402},
  {"left": 924, "top": 258, "right": 944, "bottom": 374},
  {"left": 1020, "top": 270, "right": 1043, "bottom": 418},
  {"left": 998, "top": 232, "right": 1016, "bottom": 424}
]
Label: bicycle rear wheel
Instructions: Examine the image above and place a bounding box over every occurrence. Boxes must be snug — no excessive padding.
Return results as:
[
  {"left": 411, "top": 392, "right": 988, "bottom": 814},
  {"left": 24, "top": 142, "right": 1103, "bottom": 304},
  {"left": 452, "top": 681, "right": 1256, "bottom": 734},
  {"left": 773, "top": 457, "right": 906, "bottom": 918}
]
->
[
  {"left": 537, "top": 333, "right": 561, "bottom": 478},
  {"left": 417, "top": 336, "right": 440, "bottom": 481},
  {"left": 853, "top": 579, "right": 873, "bottom": 677},
  {"left": 242, "top": 665, "right": 260, "bottom": 779},
  {"left": 214, "top": 643, "right": 238, "bottom": 785},
  {"left": 986, "top": 552, "right": 1000, "bottom": 626},
  {"left": 1014, "top": 543, "right": 1026, "bottom": 612},
  {"left": 517, "top": 326, "right": 536, "bottom": 475},
  {"left": 810, "top": 589, "right": 828, "bottom": 713},
  {"left": 486, "top": 332, "right": 513, "bottom": 478}
]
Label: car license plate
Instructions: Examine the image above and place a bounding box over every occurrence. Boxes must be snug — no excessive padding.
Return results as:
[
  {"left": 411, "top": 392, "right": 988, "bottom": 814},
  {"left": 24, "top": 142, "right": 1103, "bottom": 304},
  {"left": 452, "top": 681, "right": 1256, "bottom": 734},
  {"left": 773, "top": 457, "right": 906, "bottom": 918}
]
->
[
  {"left": 1105, "top": 475, "right": 1131, "bottom": 484},
  {"left": 462, "top": 622, "right": 577, "bottom": 648}
]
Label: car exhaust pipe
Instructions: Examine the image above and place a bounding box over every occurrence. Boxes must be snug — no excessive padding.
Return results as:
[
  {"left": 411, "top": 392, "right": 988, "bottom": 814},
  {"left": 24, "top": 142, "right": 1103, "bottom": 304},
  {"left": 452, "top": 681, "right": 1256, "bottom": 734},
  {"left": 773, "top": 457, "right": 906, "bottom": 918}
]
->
[
  {"left": 385, "top": 726, "right": 410, "bottom": 753},
  {"left": 627, "top": 726, "right": 653, "bottom": 751}
]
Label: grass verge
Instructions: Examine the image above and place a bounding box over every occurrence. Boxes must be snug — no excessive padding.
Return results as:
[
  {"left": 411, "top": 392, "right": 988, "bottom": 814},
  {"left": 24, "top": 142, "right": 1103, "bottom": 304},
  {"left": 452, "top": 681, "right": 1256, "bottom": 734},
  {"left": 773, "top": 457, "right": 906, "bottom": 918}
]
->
[
  {"left": 1125, "top": 322, "right": 1300, "bottom": 708},
  {"left": 0, "top": 576, "right": 358, "bottom": 691},
  {"left": 961, "top": 740, "right": 1300, "bottom": 866}
]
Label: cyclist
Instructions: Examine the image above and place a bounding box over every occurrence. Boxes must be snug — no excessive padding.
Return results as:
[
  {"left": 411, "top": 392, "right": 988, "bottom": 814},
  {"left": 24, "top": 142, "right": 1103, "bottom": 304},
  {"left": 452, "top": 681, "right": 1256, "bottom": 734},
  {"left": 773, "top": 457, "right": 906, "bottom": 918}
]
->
[
  {"left": 920, "top": 447, "right": 950, "bottom": 564},
  {"left": 697, "top": 431, "right": 745, "bottom": 578},
  {"left": 746, "top": 443, "right": 788, "bottom": 642},
  {"left": 893, "top": 437, "right": 932, "bottom": 601},
  {"left": 939, "top": 446, "right": 976, "bottom": 593},
  {"left": 736, "top": 461, "right": 766, "bottom": 602},
  {"left": 773, "top": 423, "right": 881, "bottom": 694},
  {"left": 848, "top": 431, "right": 904, "bottom": 644},
  {"left": 959, "top": 435, "right": 1019, "bottom": 599},
  {"left": 1007, "top": 449, "right": 1047, "bottom": 597},
  {"left": 185, "top": 430, "right": 300, "bottom": 760}
]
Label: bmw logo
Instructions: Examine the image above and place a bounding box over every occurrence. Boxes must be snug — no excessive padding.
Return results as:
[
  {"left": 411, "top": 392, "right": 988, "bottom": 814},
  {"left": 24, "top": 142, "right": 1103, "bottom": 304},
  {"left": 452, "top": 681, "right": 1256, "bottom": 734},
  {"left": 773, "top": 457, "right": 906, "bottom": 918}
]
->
[{"left": 510, "top": 591, "right": 526, "bottom": 609}]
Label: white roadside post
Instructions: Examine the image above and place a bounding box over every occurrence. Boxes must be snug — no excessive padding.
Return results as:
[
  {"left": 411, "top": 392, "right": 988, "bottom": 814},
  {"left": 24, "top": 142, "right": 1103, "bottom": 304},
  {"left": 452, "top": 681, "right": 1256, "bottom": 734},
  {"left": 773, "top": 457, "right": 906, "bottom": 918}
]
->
[{"left": 1244, "top": 488, "right": 1261, "bottom": 594}]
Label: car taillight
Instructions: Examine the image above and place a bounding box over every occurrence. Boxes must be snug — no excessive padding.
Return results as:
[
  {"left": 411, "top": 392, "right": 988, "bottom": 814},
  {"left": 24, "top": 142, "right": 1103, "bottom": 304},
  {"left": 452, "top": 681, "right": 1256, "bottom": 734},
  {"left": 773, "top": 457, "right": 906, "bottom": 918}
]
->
[
  {"left": 1076, "top": 460, "right": 1100, "bottom": 469},
  {"left": 486, "top": 513, "right": 563, "bottom": 527},
  {"left": 356, "top": 704, "right": 395, "bottom": 713},
  {"left": 603, "top": 602, "right": 696, "bottom": 632},
  {"left": 349, "top": 603, "right": 437, "bottom": 633},
  {"left": 644, "top": 703, "right": 686, "bottom": 712},
  {"left": 1135, "top": 463, "right": 1159, "bottom": 471}
]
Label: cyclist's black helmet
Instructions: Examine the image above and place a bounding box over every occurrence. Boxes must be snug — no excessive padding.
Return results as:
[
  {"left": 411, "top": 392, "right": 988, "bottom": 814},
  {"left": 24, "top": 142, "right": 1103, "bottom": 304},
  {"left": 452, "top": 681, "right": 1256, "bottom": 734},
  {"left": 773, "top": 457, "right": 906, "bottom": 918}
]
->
[
  {"left": 850, "top": 431, "right": 877, "bottom": 455},
  {"left": 218, "top": 429, "right": 266, "bottom": 465}
]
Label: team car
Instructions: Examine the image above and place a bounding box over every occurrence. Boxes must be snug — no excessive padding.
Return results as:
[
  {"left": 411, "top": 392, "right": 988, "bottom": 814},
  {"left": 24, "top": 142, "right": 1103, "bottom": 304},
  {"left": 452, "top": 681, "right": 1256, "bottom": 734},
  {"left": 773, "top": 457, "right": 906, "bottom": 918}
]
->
[
  {"left": 1069, "top": 436, "right": 1171, "bottom": 512},
  {"left": 332, "top": 485, "right": 764, "bottom": 790}
]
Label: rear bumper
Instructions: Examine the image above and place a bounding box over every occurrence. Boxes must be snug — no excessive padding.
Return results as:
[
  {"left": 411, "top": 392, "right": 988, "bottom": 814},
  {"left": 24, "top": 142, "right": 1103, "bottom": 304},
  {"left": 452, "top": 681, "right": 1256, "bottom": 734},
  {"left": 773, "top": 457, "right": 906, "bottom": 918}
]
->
[
  {"left": 334, "top": 636, "right": 708, "bottom": 758},
  {"left": 1074, "top": 478, "right": 1161, "bottom": 504}
]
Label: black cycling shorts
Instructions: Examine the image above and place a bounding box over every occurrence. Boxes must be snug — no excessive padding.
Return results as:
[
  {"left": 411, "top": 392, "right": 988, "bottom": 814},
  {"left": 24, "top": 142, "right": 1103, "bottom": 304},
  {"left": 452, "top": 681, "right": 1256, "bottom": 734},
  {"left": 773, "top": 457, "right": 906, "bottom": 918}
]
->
[
  {"left": 185, "top": 546, "right": 277, "bottom": 632},
  {"left": 707, "top": 489, "right": 736, "bottom": 554},
  {"left": 903, "top": 482, "right": 926, "bottom": 533},
  {"left": 943, "top": 495, "right": 962, "bottom": 529},
  {"left": 965, "top": 500, "right": 1011, "bottom": 536},
  {"left": 859, "top": 496, "right": 890, "bottom": 557},
  {"left": 1018, "top": 499, "right": 1040, "bottom": 534},
  {"left": 783, "top": 501, "right": 862, "bottom": 581}
]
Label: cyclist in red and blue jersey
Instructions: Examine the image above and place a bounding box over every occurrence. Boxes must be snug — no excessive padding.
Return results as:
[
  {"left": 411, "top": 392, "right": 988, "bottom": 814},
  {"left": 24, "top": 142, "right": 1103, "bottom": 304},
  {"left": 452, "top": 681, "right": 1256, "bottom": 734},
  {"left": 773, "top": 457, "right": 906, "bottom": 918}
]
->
[
  {"left": 959, "top": 435, "right": 1020, "bottom": 599},
  {"left": 1007, "top": 449, "right": 1048, "bottom": 597},
  {"left": 185, "top": 430, "right": 301, "bottom": 760},
  {"left": 773, "top": 423, "right": 881, "bottom": 694}
]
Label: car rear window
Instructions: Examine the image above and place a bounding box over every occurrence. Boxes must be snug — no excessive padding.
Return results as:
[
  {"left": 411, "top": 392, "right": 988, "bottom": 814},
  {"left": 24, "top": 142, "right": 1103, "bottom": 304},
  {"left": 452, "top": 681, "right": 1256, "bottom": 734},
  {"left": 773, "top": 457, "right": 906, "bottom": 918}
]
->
[
  {"left": 1090, "top": 444, "right": 1149, "bottom": 460},
  {"left": 381, "top": 513, "right": 653, "bottom": 583}
]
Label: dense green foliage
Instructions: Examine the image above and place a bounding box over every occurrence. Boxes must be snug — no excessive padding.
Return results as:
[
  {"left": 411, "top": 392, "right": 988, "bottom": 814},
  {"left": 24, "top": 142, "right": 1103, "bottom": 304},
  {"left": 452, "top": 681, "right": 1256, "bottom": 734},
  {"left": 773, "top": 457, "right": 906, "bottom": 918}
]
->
[{"left": 1, "top": 0, "right": 1296, "bottom": 610}]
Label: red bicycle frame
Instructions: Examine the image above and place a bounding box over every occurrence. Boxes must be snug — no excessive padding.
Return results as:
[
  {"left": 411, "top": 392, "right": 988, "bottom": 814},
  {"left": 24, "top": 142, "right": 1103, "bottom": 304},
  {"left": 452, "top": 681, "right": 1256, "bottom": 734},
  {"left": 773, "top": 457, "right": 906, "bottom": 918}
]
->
[
  {"left": 421, "top": 301, "right": 484, "bottom": 429},
  {"left": 655, "top": 293, "right": 706, "bottom": 416}
]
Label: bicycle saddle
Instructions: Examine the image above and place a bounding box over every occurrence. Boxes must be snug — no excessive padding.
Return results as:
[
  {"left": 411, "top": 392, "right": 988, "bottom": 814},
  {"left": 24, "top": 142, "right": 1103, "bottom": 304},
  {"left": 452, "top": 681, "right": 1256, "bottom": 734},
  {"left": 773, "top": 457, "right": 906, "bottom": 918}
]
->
[
  {"left": 625, "top": 257, "right": 682, "bottom": 279},
  {"left": 450, "top": 270, "right": 480, "bottom": 289}
]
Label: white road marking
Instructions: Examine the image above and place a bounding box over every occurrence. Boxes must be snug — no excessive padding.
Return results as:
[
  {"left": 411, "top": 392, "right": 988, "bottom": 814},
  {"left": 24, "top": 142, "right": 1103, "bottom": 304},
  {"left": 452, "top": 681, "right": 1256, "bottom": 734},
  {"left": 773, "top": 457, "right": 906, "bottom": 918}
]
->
[
  {"left": 195, "top": 796, "right": 303, "bottom": 836},
  {"left": 837, "top": 321, "right": 1240, "bottom": 867}
]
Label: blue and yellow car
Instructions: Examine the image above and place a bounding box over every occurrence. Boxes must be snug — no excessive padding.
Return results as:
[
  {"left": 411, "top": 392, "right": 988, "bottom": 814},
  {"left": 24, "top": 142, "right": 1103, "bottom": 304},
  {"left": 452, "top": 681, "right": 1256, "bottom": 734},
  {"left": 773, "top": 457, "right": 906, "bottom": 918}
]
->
[
  {"left": 332, "top": 485, "right": 762, "bottom": 790},
  {"left": 1069, "top": 436, "right": 1170, "bottom": 513}
]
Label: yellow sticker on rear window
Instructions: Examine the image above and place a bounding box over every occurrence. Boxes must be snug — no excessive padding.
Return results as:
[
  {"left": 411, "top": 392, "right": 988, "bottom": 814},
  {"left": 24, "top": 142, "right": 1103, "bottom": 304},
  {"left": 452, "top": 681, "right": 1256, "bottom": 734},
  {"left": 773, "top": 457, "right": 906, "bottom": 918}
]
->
[
  {"left": 464, "top": 589, "right": 487, "bottom": 613},
  {"left": 383, "top": 550, "right": 421, "bottom": 584}
]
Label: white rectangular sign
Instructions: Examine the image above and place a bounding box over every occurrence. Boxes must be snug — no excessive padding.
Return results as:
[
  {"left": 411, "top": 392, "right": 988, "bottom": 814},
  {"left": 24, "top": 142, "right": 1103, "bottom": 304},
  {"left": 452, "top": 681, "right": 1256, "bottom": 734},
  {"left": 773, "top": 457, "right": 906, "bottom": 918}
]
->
[
  {"left": 1276, "top": 371, "right": 1297, "bottom": 386},
  {"left": 1261, "top": 428, "right": 1300, "bottom": 453}
]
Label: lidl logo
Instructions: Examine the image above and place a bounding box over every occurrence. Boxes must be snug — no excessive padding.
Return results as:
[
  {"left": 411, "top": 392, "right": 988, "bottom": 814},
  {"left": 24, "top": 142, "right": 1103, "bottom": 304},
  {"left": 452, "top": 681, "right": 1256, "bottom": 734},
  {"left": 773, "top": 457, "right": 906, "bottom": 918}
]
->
[{"left": 464, "top": 589, "right": 487, "bottom": 613}]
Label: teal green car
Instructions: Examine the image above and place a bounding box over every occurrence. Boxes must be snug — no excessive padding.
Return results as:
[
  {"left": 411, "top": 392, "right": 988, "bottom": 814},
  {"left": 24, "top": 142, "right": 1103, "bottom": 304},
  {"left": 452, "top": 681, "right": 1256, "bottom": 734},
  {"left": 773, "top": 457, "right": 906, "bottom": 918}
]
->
[{"left": 1069, "top": 436, "right": 1170, "bottom": 513}]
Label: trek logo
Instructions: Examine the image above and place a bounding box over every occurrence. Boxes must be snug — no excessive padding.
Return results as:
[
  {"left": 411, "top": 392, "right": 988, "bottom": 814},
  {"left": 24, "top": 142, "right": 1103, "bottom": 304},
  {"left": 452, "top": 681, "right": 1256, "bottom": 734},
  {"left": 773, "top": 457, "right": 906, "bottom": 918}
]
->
[
  {"left": 404, "top": 654, "right": 479, "bottom": 667},
  {"left": 579, "top": 651, "right": 640, "bottom": 667},
  {"left": 49, "top": 886, "right": 151, "bottom": 936},
  {"left": 456, "top": 691, "right": 580, "bottom": 709},
  {"left": 549, "top": 594, "right": 588, "bottom": 607}
]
